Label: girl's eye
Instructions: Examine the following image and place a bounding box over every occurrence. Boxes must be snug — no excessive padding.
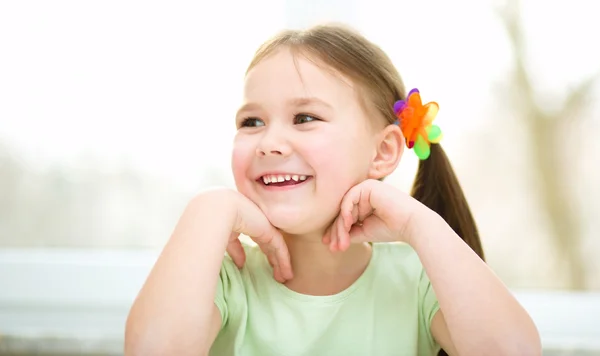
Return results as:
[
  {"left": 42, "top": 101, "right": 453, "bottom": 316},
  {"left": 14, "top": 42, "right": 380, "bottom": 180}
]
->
[
  {"left": 294, "top": 114, "right": 319, "bottom": 124},
  {"left": 240, "top": 118, "right": 265, "bottom": 128}
]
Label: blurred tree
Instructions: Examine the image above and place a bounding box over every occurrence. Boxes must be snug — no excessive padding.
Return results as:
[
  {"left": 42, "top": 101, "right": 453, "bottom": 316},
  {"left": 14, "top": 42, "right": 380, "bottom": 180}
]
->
[{"left": 497, "top": 0, "right": 598, "bottom": 289}]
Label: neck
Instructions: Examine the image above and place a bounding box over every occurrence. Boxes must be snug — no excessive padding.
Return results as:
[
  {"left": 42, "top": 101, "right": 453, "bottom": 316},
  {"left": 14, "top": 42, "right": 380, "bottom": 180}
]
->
[{"left": 281, "top": 230, "right": 372, "bottom": 296}]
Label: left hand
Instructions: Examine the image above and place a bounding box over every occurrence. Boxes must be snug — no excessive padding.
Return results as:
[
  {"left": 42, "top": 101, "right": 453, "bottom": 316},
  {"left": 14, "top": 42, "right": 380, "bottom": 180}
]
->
[{"left": 323, "top": 179, "right": 425, "bottom": 251}]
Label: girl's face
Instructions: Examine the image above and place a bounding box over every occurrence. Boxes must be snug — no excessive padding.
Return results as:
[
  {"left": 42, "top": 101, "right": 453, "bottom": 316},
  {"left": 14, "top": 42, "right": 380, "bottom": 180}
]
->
[{"left": 231, "top": 48, "right": 380, "bottom": 235}]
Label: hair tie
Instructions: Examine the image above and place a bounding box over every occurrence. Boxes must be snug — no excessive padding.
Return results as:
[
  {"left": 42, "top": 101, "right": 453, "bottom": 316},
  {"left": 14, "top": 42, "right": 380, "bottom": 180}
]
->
[{"left": 393, "top": 88, "right": 442, "bottom": 160}]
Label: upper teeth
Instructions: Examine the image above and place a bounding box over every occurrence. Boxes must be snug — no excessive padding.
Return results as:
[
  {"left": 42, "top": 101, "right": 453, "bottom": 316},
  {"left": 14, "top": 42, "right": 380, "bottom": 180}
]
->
[{"left": 262, "top": 174, "right": 307, "bottom": 184}]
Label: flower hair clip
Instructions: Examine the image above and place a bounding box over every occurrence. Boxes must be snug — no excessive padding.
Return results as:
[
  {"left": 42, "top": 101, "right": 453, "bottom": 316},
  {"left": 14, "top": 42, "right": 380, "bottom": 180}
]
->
[{"left": 393, "top": 88, "right": 443, "bottom": 160}]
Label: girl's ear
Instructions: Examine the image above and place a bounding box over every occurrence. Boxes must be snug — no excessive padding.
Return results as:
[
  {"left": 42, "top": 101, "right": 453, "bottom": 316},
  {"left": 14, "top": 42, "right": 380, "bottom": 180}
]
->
[{"left": 368, "top": 124, "right": 404, "bottom": 179}]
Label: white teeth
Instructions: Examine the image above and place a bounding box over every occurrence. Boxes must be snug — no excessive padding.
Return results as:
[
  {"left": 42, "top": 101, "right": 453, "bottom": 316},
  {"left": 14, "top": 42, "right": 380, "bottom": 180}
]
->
[{"left": 261, "top": 174, "right": 309, "bottom": 185}]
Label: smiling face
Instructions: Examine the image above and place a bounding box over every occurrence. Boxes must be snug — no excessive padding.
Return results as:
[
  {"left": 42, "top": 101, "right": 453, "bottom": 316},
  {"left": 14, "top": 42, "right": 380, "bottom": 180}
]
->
[{"left": 231, "top": 48, "right": 381, "bottom": 235}]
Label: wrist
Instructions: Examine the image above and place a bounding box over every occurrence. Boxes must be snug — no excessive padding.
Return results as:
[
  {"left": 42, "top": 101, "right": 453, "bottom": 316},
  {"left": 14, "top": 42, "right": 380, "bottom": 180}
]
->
[
  {"left": 403, "top": 202, "right": 446, "bottom": 247},
  {"left": 186, "top": 188, "right": 240, "bottom": 242}
]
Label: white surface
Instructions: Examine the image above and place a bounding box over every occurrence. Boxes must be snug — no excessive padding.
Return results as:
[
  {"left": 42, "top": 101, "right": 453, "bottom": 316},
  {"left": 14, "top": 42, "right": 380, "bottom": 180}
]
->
[{"left": 0, "top": 248, "right": 599, "bottom": 354}]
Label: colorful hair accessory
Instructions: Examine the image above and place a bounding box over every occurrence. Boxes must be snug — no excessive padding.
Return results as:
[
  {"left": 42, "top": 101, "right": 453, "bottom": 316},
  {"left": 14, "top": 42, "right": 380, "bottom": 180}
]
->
[{"left": 393, "top": 88, "right": 442, "bottom": 160}]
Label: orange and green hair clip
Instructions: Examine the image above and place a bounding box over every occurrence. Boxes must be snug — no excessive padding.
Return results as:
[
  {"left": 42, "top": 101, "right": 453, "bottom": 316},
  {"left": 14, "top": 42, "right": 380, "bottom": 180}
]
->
[{"left": 393, "top": 88, "right": 443, "bottom": 160}]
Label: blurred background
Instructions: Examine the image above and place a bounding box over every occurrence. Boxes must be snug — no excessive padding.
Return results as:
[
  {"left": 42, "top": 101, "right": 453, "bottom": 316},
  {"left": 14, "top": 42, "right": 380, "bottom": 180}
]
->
[{"left": 0, "top": 0, "right": 598, "bottom": 355}]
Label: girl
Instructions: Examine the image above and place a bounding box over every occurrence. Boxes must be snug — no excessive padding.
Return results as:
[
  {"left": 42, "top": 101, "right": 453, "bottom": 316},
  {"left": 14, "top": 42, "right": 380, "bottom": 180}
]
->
[{"left": 125, "top": 24, "right": 541, "bottom": 356}]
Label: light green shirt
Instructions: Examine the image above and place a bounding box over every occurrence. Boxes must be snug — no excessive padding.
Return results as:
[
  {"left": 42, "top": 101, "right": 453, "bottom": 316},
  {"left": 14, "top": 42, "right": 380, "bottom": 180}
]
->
[{"left": 211, "top": 242, "right": 441, "bottom": 356}]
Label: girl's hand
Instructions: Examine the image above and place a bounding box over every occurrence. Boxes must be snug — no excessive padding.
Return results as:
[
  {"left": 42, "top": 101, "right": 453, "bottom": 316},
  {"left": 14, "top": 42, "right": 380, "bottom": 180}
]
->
[
  {"left": 225, "top": 190, "right": 293, "bottom": 283},
  {"left": 323, "top": 179, "right": 426, "bottom": 251}
]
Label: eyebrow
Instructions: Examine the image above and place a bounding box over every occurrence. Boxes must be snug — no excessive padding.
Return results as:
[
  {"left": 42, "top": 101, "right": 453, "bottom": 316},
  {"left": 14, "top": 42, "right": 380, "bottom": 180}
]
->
[
  {"left": 287, "top": 96, "right": 332, "bottom": 109},
  {"left": 236, "top": 96, "right": 332, "bottom": 118}
]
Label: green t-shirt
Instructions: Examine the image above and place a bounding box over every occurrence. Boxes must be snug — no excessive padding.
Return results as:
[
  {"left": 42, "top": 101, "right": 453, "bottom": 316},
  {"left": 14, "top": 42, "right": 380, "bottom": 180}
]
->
[{"left": 211, "top": 242, "right": 441, "bottom": 356}]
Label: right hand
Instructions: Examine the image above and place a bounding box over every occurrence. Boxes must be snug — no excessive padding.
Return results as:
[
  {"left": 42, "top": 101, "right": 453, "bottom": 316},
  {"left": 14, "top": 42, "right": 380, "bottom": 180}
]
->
[{"left": 219, "top": 189, "right": 293, "bottom": 283}]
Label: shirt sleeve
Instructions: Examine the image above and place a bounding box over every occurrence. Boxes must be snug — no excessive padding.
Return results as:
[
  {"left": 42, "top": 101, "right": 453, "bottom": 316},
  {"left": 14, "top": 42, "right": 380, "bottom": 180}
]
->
[
  {"left": 214, "top": 253, "right": 243, "bottom": 330},
  {"left": 418, "top": 266, "right": 441, "bottom": 351}
]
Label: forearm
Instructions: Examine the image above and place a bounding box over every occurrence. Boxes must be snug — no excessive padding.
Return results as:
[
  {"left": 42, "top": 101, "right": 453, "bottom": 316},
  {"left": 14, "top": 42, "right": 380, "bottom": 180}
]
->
[
  {"left": 409, "top": 212, "right": 541, "bottom": 355},
  {"left": 125, "top": 192, "right": 234, "bottom": 356}
]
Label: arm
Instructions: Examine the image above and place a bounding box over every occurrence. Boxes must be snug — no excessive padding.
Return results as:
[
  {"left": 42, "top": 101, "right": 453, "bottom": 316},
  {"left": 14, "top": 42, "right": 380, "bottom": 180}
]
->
[
  {"left": 408, "top": 210, "right": 542, "bottom": 356},
  {"left": 323, "top": 179, "right": 541, "bottom": 355},
  {"left": 124, "top": 191, "right": 235, "bottom": 356}
]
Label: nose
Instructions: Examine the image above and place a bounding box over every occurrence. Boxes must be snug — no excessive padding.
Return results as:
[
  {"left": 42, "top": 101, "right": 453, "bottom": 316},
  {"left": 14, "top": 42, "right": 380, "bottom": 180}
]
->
[{"left": 256, "top": 125, "right": 292, "bottom": 157}]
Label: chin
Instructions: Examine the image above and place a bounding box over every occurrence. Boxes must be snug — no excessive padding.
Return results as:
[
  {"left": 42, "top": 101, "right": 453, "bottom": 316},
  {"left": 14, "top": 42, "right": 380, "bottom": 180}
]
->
[
  {"left": 263, "top": 206, "right": 335, "bottom": 236},
  {"left": 263, "top": 208, "right": 308, "bottom": 234}
]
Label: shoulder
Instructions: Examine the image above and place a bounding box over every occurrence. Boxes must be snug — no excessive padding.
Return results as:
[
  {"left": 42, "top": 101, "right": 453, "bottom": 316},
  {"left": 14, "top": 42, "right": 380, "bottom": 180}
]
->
[
  {"left": 371, "top": 242, "right": 429, "bottom": 286},
  {"left": 240, "top": 240, "right": 269, "bottom": 271},
  {"left": 220, "top": 241, "right": 267, "bottom": 278},
  {"left": 215, "top": 241, "right": 269, "bottom": 319},
  {"left": 219, "top": 241, "right": 270, "bottom": 289},
  {"left": 372, "top": 242, "right": 422, "bottom": 270}
]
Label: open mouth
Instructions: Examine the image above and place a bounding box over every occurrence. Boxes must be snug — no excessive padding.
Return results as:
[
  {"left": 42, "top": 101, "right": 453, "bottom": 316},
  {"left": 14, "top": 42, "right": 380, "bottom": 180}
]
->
[{"left": 259, "top": 174, "right": 313, "bottom": 187}]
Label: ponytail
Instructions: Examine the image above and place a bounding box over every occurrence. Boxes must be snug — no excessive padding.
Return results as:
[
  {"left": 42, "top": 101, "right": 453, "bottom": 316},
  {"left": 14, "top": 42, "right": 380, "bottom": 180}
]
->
[
  {"left": 410, "top": 145, "right": 484, "bottom": 356},
  {"left": 410, "top": 144, "right": 485, "bottom": 260}
]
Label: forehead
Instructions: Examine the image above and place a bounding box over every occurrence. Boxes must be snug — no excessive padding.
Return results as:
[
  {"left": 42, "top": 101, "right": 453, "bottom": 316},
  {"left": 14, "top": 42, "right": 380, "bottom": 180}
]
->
[{"left": 243, "top": 48, "right": 357, "bottom": 107}]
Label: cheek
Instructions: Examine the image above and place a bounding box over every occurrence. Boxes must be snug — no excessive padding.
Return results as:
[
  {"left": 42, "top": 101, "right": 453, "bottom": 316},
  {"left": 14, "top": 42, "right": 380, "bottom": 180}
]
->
[
  {"left": 231, "top": 138, "right": 254, "bottom": 190},
  {"left": 305, "top": 132, "right": 372, "bottom": 189},
  {"left": 310, "top": 133, "right": 370, "bottom": 176}
]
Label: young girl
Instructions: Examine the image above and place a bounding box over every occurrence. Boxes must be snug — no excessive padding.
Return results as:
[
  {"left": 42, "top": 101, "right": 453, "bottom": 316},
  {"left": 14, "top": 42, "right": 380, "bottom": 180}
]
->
[{"left": 125, "top": 24, "right": 541, "bottom": 356}]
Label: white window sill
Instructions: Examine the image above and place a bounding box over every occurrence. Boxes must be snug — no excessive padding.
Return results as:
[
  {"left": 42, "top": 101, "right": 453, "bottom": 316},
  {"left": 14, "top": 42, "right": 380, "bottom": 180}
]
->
[{"left": 1, "top": 248, "right": 599, "bottom": 355}]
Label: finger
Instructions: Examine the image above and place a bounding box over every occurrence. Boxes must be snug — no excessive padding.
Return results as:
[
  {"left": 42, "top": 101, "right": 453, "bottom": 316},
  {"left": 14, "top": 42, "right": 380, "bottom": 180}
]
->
[
  {"left": 357, "top": 201, "right": 374, "bottom": 223},
  {"left": 348, "top": 216, "right": 380, "bottom": 243},
  {"left": 273, "top": 263, "right": 285, "bottom": 283},
  {"left": 276, "top": 241, "right": 293, "bottom": 280},
  {"left": 340, "top": 187, "right": 359, "bottom": 228},
  {"left": 322, "top": 225, "right": 332, "bottom": 245},
  {"left": 342, "top": 207, "right": 355, "bottom": 232},
  {"left": 265, "top": 249, "right": 276, "bottom": 268},
  {"left": 333, "top": 186, "right": 363, "bottom": 252},
  {"left": 226, "top": 238, "right": 246, "bottom": 269},
  {"left": 266, "top": 234, "right": 293, "bottom": 281},
  {"left": 337, "top": 213, "right": 351, "bottom": 251},
  {"left": 354, "top": 187, "right": 374, "bottom": 223},
  {"left": 264, "top": 251, "right": 284, "bottom": 283},
  {"left": 347, "top": 204, "right": 360, "bottom": 227},
  {"left": 345, "top": 184, "right": 376, "bottom": 222},
  {"left": 234, "top": 196, "right": 293, "bottom": 281},
  {"left": 329, "top": 215, "right": 340, "bottom": 252},
  {"left": 252, "top": 227, "right": 292, "bottom": 281},
  {"left": 340, "top": 187, "right": 363, "bottom": 230},
  {"left": 341, "top": 194, "right": 361, "bottom": 249},
  {"left": 269, "top": 253, "right": 284, "bottom": 283}
]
